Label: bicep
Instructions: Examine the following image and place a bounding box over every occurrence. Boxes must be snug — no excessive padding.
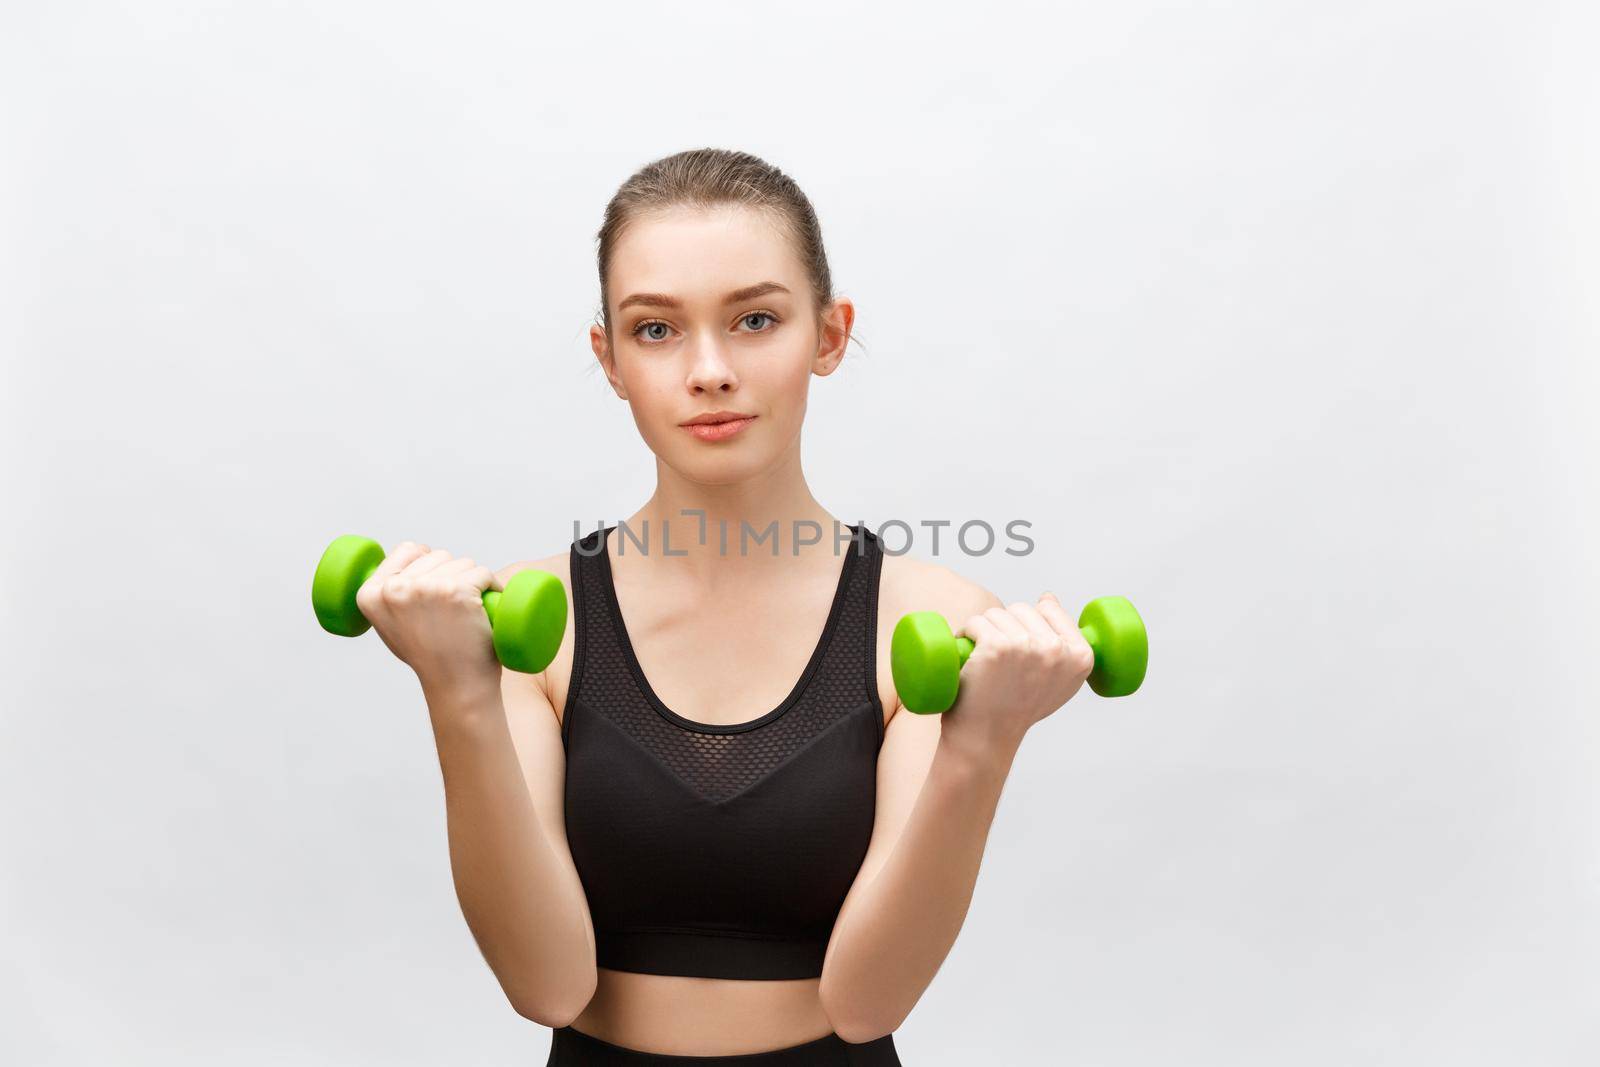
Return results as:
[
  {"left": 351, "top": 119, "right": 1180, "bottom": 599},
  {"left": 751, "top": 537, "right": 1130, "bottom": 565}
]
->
[
  {"left": 850, "top": 706, "right": 943, "bottom": 891},
  {"left": 846, "top": 574, "right": 1003, "bottom": 892},
  {"left": 492, "top": 556, "right": 575, "bottom": 851},
  {"left": 499, "top": 669, "right": 570, "bottom": 854}
]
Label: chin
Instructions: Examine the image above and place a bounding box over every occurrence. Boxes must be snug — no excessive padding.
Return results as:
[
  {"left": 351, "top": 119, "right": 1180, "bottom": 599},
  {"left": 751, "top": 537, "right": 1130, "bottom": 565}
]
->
[{"left": 671, "top": 451, "right": 770, "bottom": 487}]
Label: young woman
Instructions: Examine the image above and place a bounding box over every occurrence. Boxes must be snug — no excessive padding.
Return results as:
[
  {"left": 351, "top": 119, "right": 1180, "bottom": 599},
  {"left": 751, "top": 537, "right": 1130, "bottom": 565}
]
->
[{"left": 355, "top": 148, "right": 1098, "bottom": 1064}]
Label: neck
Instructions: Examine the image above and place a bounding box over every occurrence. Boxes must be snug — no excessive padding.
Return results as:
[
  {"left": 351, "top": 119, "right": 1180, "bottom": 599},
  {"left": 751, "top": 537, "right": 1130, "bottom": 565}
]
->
[{"left": 614, "top": 442, "right": 847, "bottom": 580}]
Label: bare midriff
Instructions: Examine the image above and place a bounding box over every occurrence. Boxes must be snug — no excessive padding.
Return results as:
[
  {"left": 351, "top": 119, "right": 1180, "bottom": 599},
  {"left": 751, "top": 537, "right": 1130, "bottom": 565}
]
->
[{"left": 568, "top": 969, "right": 835, "bottom": 1055}]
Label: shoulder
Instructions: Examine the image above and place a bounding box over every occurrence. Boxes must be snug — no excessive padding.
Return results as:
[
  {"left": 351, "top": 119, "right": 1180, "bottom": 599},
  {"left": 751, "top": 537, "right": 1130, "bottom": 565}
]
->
[
  {"left": 877, "top": 546, "right": 1003, "bottom": 637},
  {"left": 494, "top": 547, "right": 577, "bottom": 707},
  {"left": 872, "top": 543, "right": 1002, "bottom": 724},
  {"left": 495, "top": 547, "right": 573, "bottom": 589}
]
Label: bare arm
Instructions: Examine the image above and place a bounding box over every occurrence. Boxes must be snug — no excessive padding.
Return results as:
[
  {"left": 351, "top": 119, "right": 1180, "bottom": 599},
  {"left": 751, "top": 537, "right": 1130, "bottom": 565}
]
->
[
  {"left": 424, "top": 669, "right": 597, "bottom": 1026},
  {"left": 819, "top": 581, "right": 1015, "bottom": 1042},
  {"left": 817, "top": 715, "right": 1017, "bottom": 1042}
]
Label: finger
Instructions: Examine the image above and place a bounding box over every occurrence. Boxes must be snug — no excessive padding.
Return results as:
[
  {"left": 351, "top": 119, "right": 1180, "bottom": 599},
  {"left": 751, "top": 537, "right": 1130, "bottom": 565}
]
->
[
  {"left": 430, "top": 557, "right": 479, "bottom": 578},
  {"left": 982, "top": 605, "right": 1030, "bottom": 641},
  {"left": 958, "top": 612, "right": 1004, "bottom": 651},
  {"left": 464, "top": 564, "right": 500, "bottom": 593},
  {"left": 415, "top": 557, "right": 475, "bottom": 594},
  {"left": 1005, "top": 600, "right": 1059, "bottom": 641},
  {"left": 430, "top": 557, "right": 501, "bottom": 593},
  {"left": 371, "top": 541, "right": 430, "bottom": 582},
  {"left": 1035, "top": 592, "right": 1079, "bottom": 639},
  {"left": 1035, "top": 592, "right": 1095, "bottom": 670},
  {"left": 400, "top": 548, "right": 454, "bottom": 576}
]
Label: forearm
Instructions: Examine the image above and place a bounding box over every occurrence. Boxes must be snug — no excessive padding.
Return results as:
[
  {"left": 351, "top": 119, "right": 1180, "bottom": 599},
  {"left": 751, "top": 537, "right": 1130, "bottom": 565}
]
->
[
  {"left": 820, "top": 733, "right": 1019, "bottom": 1040},
  {"left": 423, "top": 682, "right": 596, "bottom": 1023}
]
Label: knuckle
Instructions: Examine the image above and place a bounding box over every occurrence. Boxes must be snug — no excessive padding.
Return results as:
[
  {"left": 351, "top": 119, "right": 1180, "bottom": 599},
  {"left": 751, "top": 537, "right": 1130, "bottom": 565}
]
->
[
  {"left": 383, "top": 577, "right": 414, "bottom": 602},
  {"left": 1030, "top": 633, "right": 1065, "bottom": 658}
]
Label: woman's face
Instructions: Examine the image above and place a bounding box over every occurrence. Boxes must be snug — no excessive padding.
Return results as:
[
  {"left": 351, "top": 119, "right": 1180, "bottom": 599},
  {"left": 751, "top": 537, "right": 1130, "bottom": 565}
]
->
[{"left": 591, "top": 204, "right": 853, "bottom": 485}]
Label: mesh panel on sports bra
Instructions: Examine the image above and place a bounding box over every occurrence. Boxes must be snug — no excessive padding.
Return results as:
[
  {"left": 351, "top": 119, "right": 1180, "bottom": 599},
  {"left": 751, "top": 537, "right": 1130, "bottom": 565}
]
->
[{"left": 567, "top": 524, "right": 882, "bottom": 804}]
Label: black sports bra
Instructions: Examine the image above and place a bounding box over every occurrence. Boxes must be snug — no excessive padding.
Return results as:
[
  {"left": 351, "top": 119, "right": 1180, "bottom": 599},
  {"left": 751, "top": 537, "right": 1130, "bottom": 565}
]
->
[{"left": 561, "top": 523, "right": 886, "bottom": 980}]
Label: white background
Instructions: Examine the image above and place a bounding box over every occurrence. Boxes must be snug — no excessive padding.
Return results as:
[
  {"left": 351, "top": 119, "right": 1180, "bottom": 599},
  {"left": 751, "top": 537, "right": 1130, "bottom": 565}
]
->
[{"left": 4, "top": 2, "right": 1597, "bottom": 1063}]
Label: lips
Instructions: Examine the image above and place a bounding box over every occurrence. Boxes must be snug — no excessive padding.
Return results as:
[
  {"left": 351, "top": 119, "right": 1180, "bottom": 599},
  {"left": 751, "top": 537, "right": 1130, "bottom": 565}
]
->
[
  {"left": 681, "top": 414, "right": 756, "bottom": 442},
  {"left": 681, "top": 411, "right": 755, "bottom": 426}
]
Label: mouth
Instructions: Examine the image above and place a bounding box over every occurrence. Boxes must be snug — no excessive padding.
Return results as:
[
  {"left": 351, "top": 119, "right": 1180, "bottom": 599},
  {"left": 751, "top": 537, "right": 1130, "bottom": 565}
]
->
[{"left": 680, "top": 413, "right": 757, "bottom": 442}]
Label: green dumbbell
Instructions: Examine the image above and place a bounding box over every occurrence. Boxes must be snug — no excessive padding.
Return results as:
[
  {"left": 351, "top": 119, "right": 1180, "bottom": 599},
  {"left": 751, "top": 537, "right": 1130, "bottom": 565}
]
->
[
  {"left": 891, "top": 595, "right": 1147, "bottom": 714},
  {"left": 311, "top": 534, "right": 567, "bottom": 675}
]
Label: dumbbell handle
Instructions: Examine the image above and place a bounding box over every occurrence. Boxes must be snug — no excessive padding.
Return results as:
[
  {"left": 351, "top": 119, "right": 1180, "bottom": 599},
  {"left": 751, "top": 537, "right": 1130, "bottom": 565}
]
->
[{"left": 947, "top": 622, "right": 1110, "bottom": 670}]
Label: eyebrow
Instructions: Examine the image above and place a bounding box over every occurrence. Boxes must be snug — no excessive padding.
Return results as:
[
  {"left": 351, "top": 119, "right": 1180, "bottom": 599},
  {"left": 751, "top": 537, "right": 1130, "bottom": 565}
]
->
[{"left": 616, "top": 281, "right": 792, "bottom": 313}]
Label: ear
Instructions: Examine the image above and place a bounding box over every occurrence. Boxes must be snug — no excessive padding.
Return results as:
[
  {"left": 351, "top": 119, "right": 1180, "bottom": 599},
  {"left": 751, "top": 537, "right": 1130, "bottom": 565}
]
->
[
  {"left": 812, "top": 297, "right": 855, "bottom": 377},
  {"left": 590, "top": 322, "right": 627, "bottom": 399}
]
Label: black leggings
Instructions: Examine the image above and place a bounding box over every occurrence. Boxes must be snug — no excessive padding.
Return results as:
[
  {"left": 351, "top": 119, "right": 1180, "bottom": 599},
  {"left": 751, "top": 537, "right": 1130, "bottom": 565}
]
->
[{"left": 545, "top": 1025, "right": 902, "bottom": 1065}]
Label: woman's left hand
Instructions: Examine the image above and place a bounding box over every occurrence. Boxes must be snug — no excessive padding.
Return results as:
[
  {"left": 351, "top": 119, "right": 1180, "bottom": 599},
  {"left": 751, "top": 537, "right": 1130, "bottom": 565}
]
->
[{"left": 936, "top": 592, "right": 1097, "bottom": 762}]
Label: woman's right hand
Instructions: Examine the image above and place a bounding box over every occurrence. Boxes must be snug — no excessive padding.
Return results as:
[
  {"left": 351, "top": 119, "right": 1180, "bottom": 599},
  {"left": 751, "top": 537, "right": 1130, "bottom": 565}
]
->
[{"left": 353, "top": 541, "right": 505, "bottom": 700}]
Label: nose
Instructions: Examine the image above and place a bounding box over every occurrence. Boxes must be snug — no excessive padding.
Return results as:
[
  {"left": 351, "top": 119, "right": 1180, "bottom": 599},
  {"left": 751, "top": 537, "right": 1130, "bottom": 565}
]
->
[{"left": 684, "top": 335, "right": 738, "bottom": 394}]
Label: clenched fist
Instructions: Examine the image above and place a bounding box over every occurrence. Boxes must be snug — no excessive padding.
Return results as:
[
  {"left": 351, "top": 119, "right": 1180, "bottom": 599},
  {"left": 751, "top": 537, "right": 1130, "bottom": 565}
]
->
[
  {"left": 354, "top": 541, "right": 505, "bottom": 698},
  {"left": 935, "top": 592, "right": 1097, "bottom": 760}
]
